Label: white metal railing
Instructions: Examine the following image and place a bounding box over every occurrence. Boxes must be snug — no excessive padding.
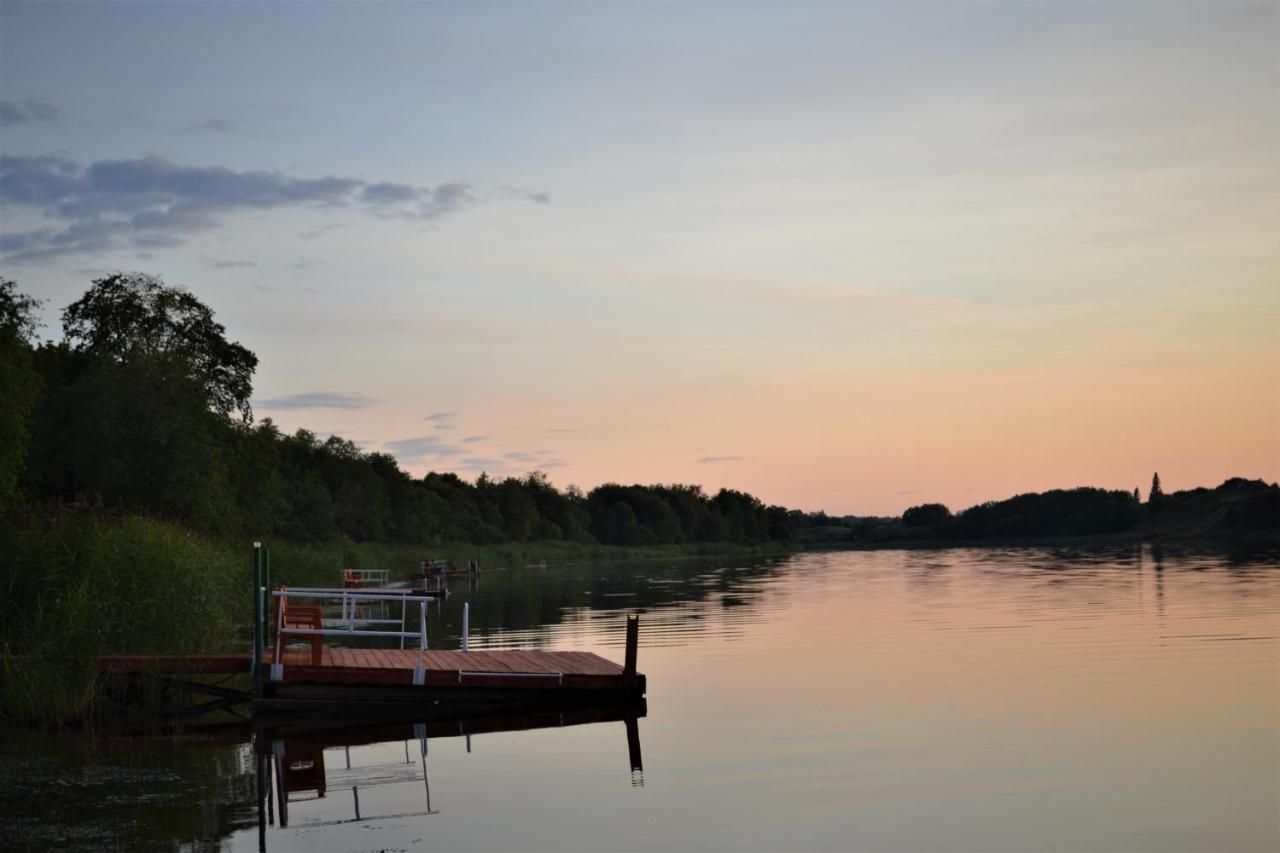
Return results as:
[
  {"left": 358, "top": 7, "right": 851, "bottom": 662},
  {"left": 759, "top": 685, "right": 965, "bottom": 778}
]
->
[
  {"left": 283, "top": 586, "right": 425, "bottom": 633},
  {"left": 266, "top": 589, "right": 473, "bottom": 683},
  {"left": 342, "top": 568, "right": 389, "bottom": 587},
  {"left": 271, "top": 589, "right": 433, "bottom": 666}
]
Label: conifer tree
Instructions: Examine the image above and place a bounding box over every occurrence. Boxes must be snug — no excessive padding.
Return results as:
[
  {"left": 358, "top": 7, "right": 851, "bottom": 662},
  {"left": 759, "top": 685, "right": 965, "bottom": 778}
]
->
[{"left": 1149, "top": 472, "right": 1164, "bottom": 506}]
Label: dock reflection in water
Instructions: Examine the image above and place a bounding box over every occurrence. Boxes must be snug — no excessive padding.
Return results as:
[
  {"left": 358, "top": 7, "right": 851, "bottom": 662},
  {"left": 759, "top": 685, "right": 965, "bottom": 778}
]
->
[{"left": 250, "top": 701, "right": 645, "bottom": 849}]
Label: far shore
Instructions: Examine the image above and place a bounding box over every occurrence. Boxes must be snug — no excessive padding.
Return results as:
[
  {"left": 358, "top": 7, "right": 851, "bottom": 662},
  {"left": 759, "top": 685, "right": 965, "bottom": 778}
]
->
[{"left": 800, "top": 530, "right": 1279, "bottom": 554}]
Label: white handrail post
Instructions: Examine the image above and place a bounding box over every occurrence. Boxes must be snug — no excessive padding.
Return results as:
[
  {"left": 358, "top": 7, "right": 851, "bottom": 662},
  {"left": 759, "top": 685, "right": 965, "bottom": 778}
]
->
[
  {"left": 273, "top": 590, "right": 285, "bottom": 663},
  {"left": 462, "top": 602, "right": 469, "bottom": 652},
  {"left": 420, "top": 600, "right": 427, "bottom": 651}
]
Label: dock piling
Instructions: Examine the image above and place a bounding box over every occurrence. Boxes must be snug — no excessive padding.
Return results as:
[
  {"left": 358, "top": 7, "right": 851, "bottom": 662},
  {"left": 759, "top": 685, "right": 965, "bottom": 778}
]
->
[
  {"left": 463, "top": 602, "right": 470, "bottom": 651},
  {"left": 623, "top": 614, "right": 639, "bottom": 687}
]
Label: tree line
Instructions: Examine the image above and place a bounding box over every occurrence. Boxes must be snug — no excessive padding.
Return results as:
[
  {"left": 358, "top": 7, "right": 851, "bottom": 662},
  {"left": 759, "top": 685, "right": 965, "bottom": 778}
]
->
[
  {"left": 855, "top": 477, "right": 1276, "bottom": 543},
  {"left": 0, "top": 274, "right": 800, "bottom": 546}
]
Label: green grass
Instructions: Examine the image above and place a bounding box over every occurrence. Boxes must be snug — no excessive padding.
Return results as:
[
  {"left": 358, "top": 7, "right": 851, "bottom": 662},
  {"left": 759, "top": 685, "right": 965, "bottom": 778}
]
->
[{"left": 0, "top": 513, "right": 244, "bottom": 723}]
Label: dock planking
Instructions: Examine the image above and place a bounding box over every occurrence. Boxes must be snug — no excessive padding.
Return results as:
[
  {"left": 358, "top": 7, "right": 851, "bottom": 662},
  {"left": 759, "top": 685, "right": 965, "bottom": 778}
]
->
[
  {"left": 260, "top": 645, "right": 643, "bottom": 694},
  {"left": 69, "top": 641, "right": 643, "bottom": 716}
]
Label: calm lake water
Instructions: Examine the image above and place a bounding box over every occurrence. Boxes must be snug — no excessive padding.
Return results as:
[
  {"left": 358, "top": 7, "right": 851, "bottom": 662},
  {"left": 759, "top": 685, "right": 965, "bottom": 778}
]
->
[{"left": 3, "top": 545, "right": 1277, "bottom": 852}]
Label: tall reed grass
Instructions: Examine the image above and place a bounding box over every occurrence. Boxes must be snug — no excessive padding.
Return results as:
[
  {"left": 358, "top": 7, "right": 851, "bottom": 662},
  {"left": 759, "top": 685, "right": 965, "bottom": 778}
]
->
[
  {"left": 1, "top": 512, "right": 785, "bottom": 723},
  {"left": 0, "top": 513, "right": 244, "bottom": 722}
]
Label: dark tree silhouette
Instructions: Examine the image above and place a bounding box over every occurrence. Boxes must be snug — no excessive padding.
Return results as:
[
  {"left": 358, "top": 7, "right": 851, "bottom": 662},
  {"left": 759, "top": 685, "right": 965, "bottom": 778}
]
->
[
  {"left": 1149, "top": 472, "right": 1164, "bottom": 505},
  {"left": 62, "top": 273, "right": 258, "bottom": 420},
  {"left": 903, "top": 503, "right": 951, "bottom": 527},
  {"left": 0, "top": 278, "right": 43, "bottom": 341},
  {"left": 0, "top": 280, "right": 44, "bottom": 510}
]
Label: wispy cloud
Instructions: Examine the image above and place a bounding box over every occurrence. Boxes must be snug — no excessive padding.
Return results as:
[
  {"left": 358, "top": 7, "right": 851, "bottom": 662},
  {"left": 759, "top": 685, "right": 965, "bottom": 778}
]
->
[
  {"left": 0, "top": 153, "right": 549, "bottom": 263},
  {"left": 461, "top": 435, "right": 489, "bottom": 444},
  {"left": 208, "top": 259, "right": 256, "bottom": 270},
  {"left": 696, "top": 455, "right": 748, "bottom": 464},
  {"left": 299, "top": 223, "right": 343, "bottom": 241},
  {"left": 385, "top": 435, "right": 466, "bottom": 463},
  {"left": 422, "top": 412, "right": 456, "bottom": 422},
  {"left": 182, "top": 118, "right": 235, "bottom": 134},
  {"left": 460, "top": 457, "right": 506, "bottom": 469},
  {"left": 503, "top": 451, "right": 546, "bottom": 462},
  {"left": 254, "top": 391, "right": 373, "bottom": 409},
  {"left": 546, "top": 427, "right": 583, "bottom": 433},
  {"left": 0, "top": 98, "right": 58, "bottom": 127}
]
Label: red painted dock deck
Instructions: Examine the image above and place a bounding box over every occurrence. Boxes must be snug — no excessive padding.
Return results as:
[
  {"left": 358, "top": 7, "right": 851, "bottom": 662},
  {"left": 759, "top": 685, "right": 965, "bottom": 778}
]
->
[
  {"left": 84, "top": 647, "right": 643, "bottom": 693},
  {"left": 253, "top": 644, "right": 644, "bottom": 710},
  {"left": 261, "top": 646, "right": 641, "bottom": 692}
]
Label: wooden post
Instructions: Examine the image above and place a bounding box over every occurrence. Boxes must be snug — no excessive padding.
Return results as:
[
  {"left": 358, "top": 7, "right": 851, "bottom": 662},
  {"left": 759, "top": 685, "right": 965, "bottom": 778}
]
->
[{"left": 623, "top": 614, "right": 639, "bottom": 687}]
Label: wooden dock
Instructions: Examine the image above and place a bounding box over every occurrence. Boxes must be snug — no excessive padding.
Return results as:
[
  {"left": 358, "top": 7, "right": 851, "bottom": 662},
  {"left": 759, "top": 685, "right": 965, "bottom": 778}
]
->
[
  {"left": 97, "top": 654, "right": 252, "bottom": 674},
  {"left": 33, "top": 544, "right": 648, "bottom": 717},
  {"left": 255, "top": 644, "right": 644, "bottom": 711}
]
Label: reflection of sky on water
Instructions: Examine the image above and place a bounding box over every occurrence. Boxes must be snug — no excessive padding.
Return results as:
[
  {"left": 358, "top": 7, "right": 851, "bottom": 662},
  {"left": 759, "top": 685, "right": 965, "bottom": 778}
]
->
[
  {"left": 233, "top": 545, "right": 1278, "bottom": 851},
  {"left": 2, "top": 546, "right": 1274, "bottom": 851}
]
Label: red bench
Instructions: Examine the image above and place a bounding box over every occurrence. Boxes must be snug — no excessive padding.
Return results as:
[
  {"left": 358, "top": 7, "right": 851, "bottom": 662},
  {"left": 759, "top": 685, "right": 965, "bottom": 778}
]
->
[{"left": 277, "top": 590, "right": 325, "bottom": 665}]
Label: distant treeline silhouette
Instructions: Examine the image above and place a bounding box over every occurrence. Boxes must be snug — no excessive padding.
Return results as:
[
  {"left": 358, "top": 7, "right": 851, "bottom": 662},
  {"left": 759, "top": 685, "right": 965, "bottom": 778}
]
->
[
  {"left": 2, "top": 275, "right": 1274, "bottom": 549},
  {"left": 838, "top": 478, "right": 1277, "bottom": 543},
  {"left": 0, "top": 275, "right": 798, "bottom": 545}
]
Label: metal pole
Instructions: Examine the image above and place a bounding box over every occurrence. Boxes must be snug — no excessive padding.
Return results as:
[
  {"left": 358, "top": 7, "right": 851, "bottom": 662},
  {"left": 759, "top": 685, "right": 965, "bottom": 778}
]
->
[
  {"left": 274, "top": 588, "right": 285, "bottom": 665},
  {"left": 420, "top": 601, "right": 428, "bottom": 651},
  {"left": 462, "top": 602, "right": 470, "bottom": 651},
  {"left": 252, "top": 543, "right": 263, "bottom": 694}
]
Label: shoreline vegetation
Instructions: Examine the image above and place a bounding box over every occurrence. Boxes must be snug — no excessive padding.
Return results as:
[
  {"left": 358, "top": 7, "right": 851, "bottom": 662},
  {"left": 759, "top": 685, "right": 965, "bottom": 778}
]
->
[
  {"left": 1, "top": 275, "right": 1276, "bottom": 724},
  {"left": 0, "top": 515, "right": 788, "bottom": 724},
  {"left": 804, "top": 476, "right": 1278, "bottom": 550}
]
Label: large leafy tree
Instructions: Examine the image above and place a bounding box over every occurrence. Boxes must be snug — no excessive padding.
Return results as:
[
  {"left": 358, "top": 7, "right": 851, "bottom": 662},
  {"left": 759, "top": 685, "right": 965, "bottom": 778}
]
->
[
  {"left": 62, "top": 272, "right": 258, "bottom": 420},
  {"left": 0, "top": 279, "right": 44, "bottom": 510}
]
